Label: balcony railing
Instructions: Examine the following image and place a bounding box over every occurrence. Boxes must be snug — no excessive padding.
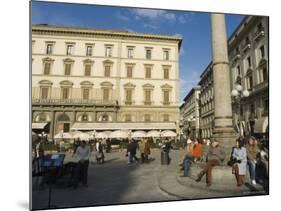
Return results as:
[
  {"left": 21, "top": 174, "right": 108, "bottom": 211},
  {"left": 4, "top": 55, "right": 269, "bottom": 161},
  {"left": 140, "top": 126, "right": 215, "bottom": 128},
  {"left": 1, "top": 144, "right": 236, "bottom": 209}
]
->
[
  {"left": 242, "top": 43, "right": 251, "bottom": 52},
  {"left": 252, "top": 81, "right": 268, "bottom": 93},
  {"left": 254, "top": 27, "right": 265, "bottom": 41},
  {"left": 32, "top": 98, "right": 118, "bottom": 106}
]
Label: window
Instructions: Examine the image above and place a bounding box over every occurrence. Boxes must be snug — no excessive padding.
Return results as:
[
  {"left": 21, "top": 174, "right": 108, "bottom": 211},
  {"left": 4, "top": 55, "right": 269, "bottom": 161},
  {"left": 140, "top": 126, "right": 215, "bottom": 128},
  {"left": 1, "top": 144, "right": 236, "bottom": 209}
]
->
[
  {"left": 263, "top": 99, "right": 269, "bottom": 115},
  {"left": 46, "top": 44, "right": 53, "bottom": 54},
  {"left": 164, "top": 68, "right": 169, "bottom": 79},
  {"left": 105, "top": 46, "right": 112, "bottom": 57},
  {"left": 86, "top": 46, "right": 93, "bottom": 56},
  {"left": 144, "top": 90, "right": 151, "bottom": 105},
  {"left": 128, "top": 48, "right": 134, "bottom": 59},
  {"left": 127, "top": 66, "right": 133, "bottom": 78},
  {"left": 163, "top": 90, "right": 170, "bottom": 105},
  {"left": 163, "top": 50, "right": 169, "bottom": 60},
  {"left": 237, "top": 65, "right": 241, "bottom": 76},
  {"left": 257, "top": 23, "right": 264, "bottom": 31},
  {"left": 250, "top": 104, "right": 255, "bottom": 115},
  {"left": 66, "top": 45, "right": 73, "bottom": 55},
  {"left": 262, "top": 67, "right": 268, "bottom": 82},
  {"left": 82, "top": 114, "right": 88, "bottom": 121},
  {"left": 247, "top": 57, "right": 252, "bottom": 68},
  {"left": 125, "top": 114, "right": 132, "bottom": 122},
  {"left": 61, "top": 87, "right": 69, "bottom": 99},
  {"left": 103, "top": 88, "right": 109, "bottom": 101},
  {"left": 43, "top": 63, "right": 51, "bottom": 75},
  {"left": 40, "top": 87, "right": 49, "bottom": 99},
  {"left": 104, "top": 65, "right": 111, "bottom": 77},
  {"left": 84, "top": 64, "right": 91, "bottom": 76},
  {"left": 248, "top": 74, "right": 253, "bottom": 90},
  {"left": 145, "top": 67, "right": 151, "bottom": 78},
  {"left": 144, "top": 114, "right": 151, "bottom": 122},
  {"left": 82, "top": 88, "right": 90, "bottom": 100},
  {"left": 146, "top": 49, "right": 151, "bottom": 59},
  {"left": 260, "top": 45, "right": 265, "bottom": 59},
  {"left": 125, "top": 89, "right": 132, "bottom": 104},
  {"left": 163, "top": 114, "right": 169, "bottom": 122},
  {"left": 38, "top": 113, "right": 47, "bottom": 122},
  {"left": 245, "top": 36, "right": 250, "bottom": 44},
  {"left": 64, "top": 63, "right": 71, "bottom": 75}
]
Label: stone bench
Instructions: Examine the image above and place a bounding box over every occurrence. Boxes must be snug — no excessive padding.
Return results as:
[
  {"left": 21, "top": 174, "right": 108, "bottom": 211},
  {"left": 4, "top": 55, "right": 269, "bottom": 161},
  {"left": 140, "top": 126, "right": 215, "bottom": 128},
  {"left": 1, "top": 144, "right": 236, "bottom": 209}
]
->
[{"left": 177, "top": 164, "right": 265, "bottom": 193}]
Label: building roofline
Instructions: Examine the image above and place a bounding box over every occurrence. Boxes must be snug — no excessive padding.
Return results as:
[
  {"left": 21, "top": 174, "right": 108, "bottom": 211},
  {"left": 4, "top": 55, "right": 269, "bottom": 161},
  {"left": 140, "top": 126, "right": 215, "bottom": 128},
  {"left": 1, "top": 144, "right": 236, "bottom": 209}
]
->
[
  {"left": 32, "top": 24, "right": 183, "bottom": 49},
  {"left": 183, "top": 85, "right": 201, "bottom": 102}
]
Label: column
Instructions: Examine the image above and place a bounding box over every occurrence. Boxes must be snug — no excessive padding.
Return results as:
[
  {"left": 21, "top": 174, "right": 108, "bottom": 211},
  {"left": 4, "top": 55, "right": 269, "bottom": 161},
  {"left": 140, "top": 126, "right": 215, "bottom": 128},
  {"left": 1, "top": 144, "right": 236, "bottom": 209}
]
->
[
  {"left": 50, "top": 110, "right": 55, "bottom": 140},
  {"left": 211, "top": 13, "right": 237, "bottom": 148}
]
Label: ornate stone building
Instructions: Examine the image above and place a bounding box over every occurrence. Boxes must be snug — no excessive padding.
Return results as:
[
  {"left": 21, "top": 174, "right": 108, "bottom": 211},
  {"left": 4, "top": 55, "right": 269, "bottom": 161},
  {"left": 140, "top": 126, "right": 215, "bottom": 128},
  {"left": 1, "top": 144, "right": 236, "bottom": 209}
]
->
[
  {"left": 198, "top": 63, "right": 215, "bottom": 139},
  {"left": 31, "top": 24, "right": 182, "bottom": 139},
  {"left": 229, "top": 16, "right": 269, "bottom": 137},
  {"left": 180, "top": 86, "right": 201, "bottom": 139}
]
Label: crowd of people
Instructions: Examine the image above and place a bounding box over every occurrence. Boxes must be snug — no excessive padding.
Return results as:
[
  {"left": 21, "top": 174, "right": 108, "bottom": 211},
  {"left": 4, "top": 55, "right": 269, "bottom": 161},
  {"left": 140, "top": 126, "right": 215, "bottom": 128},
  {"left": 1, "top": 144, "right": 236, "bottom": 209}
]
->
[
  {"left": 32, "top": 134, "right": 268, "bottom": 190},
  {"left": 178, "top": 136, "right": 268, "bottom": 188}
]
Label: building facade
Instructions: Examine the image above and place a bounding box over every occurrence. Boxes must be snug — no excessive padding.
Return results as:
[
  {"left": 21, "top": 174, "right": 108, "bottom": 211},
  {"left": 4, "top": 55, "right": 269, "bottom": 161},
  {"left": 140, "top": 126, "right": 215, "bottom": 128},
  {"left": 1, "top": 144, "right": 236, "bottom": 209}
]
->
[
  {"left": 228, "top": 16, "right": 269, "bottom": 137},
  {"left": 198, "top": 63, "right": 215, "bottom": 139},
  {"left": 180, "top": 86, "right": 201, "bottom": 139},
  {"left": 31, "top": 25, "right": 182, "bottom": 139}
]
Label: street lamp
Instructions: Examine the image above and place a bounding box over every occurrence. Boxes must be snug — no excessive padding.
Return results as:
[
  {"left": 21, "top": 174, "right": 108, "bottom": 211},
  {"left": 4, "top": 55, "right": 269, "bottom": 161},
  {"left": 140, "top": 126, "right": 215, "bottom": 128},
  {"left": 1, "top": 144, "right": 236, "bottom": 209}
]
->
[
  {"left": 231, "top": 84, "right": 250, "bottom": 137},
  {"left": 187, "top": 116, "right": 196, "bottom": 138}
]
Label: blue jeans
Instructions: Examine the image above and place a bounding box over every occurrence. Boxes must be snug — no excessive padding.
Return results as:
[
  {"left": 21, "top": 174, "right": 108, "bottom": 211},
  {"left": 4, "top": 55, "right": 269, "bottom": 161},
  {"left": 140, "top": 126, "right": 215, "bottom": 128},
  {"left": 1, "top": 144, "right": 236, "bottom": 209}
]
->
[{"left": 247, "top": 160, "right": 256, "bottom": 180}]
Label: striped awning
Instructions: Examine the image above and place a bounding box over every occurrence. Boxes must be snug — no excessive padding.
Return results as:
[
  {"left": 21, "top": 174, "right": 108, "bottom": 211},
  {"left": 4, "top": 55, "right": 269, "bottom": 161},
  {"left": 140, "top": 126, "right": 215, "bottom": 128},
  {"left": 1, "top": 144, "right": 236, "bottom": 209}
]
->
[{"left": 71, "top": 122, "right": 176, "bottom": 131}]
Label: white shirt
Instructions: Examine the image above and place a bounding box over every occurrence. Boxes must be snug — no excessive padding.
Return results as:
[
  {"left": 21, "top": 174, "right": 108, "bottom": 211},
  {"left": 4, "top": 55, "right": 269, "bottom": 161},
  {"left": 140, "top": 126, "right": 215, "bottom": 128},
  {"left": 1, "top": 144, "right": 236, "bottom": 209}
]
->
[{"left": 75, "top": 145, "right": 91, "bottom": 161}]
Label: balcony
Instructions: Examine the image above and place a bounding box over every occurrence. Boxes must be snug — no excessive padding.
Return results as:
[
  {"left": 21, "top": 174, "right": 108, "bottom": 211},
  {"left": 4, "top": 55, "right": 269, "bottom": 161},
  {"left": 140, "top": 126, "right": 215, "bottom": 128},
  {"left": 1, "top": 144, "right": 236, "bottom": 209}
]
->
[
  {"left": 242, "top": 43, "right": 251, "bottom": 53},
  {"left": 233, "top": 53, "right": 241, "bottom": 62},
  {"left": 252, "top": 81, "right": 268, "bottom": 94},
  {"left": 254, "top": 27, "right": 265, "bottom": 41},
  {"left": 32, "top": 98, "right": 118, "bottom": 106}
]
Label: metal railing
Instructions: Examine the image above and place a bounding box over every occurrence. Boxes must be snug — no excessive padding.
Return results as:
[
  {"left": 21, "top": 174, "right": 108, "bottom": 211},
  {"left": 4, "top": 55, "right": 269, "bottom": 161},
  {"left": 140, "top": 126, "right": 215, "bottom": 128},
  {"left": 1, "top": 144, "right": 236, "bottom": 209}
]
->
[{"left": 32, "top": 98, "right": 118, "bottom": 106}]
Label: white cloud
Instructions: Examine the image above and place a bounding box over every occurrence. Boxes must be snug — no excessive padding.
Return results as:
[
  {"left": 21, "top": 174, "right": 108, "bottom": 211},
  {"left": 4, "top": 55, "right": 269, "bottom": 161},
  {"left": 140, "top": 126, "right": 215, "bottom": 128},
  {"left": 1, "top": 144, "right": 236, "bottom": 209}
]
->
[
  {"left": 116, "top": 12, "right": 130, "bottom": 21},
  {"left": 178, "top": 13, "right": 194, "bottom": 24},
  {"left": 180, "top": 70, "right": 201, "bottom": 100},
  {"left": 132, "top": 9, "right": 165, "bottom": 19},
  {"left": 131, "top": 8, "right": 177, "bottom": 23}
]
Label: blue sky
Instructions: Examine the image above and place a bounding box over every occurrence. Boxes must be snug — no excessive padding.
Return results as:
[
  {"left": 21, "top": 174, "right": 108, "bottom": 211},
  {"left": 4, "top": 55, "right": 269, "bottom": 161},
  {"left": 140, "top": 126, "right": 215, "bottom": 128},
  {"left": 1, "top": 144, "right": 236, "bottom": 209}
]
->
[{"left": 31, "top": 1, "right": 245, "bottom": 102}]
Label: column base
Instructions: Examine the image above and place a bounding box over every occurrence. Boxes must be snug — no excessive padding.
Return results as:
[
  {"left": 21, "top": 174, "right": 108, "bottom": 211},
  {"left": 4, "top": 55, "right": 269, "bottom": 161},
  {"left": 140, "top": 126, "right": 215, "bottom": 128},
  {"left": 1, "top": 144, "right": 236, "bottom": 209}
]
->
[{"left": 212, "top": 127, "right": 238, "bottom": 156}]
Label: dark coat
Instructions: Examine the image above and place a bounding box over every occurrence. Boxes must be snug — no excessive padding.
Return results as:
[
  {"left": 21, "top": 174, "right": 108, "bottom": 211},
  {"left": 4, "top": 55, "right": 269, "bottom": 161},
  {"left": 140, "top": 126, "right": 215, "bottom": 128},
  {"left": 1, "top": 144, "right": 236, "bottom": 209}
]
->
[{"left": 127, "top": 142, "right": 138, "bottom": 155}]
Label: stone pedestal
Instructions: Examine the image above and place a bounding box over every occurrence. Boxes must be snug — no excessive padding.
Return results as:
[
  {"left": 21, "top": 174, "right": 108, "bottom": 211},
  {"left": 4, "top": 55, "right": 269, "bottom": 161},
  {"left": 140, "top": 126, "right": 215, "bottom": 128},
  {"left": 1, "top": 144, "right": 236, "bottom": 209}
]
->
[{"left": 211, "top": 14, "right": 238, "bottom": 149}]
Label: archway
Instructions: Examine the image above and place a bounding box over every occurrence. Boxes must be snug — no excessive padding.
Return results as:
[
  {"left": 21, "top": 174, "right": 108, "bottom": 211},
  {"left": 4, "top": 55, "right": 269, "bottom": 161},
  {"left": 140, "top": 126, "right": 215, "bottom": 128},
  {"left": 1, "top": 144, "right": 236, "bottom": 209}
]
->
[{"left": 56, "top": 113, "right": 71, "bottom": 133}]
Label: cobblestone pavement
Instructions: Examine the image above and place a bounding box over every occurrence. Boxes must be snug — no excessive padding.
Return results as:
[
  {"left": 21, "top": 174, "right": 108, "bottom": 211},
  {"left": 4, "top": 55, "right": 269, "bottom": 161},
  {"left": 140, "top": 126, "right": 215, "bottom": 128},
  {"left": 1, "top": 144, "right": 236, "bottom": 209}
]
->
[
  {"left": 32, "top": 149, "right": 182, "bottom": 210},
  {"left": 32, "top": 148, "right": 267, "bottom": 210}
]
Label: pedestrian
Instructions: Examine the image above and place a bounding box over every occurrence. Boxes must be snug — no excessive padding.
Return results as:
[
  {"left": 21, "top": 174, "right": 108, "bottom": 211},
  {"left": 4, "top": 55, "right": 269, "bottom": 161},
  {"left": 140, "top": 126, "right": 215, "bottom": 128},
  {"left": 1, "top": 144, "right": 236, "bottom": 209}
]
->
[
  {"left": 195, "top": 140, "right": 226, "bottom": 187},
  {"left": 246, "top": 136, "right": 260, "bottom": 185},
  {"left": 179, "top": 139, "right": 194, "bottom": 176},
  {"left": 96, "top": 139, "right": 105, "bottom": 164},
  {"left": 232, "top": 138, "right": 247, "bottom": 186},
  {"left": 126, "top": 139, "right": 139, "bottom": 164},
  {"left": 161, "top": 139, "right": 173, "bottom": 164},
  {"left": 73, "top": 140, "right": 91, "bottom": 188},
  {"left": 139, "top": 139, "right": 146, "bottom": 163}
]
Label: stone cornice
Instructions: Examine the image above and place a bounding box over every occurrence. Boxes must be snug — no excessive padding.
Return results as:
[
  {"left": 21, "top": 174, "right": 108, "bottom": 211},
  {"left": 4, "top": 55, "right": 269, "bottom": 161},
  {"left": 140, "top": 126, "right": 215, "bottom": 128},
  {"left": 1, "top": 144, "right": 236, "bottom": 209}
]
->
[{"left": 32, "top": 25, "right": 182, "bottom": 47}]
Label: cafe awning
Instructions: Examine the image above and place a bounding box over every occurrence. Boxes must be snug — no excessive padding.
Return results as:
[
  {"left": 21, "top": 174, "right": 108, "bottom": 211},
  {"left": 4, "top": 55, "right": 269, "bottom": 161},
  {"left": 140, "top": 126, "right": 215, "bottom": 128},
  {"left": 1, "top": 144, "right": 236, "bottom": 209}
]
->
[
  {"left": 254, "top": 117, "right": 268, "bottom": 133},
  {"left": 71, "top": 122, "right": 176, "bottom": 131},
  {"left": 32, "top": 122, "right": 49, "bottom": 129}
]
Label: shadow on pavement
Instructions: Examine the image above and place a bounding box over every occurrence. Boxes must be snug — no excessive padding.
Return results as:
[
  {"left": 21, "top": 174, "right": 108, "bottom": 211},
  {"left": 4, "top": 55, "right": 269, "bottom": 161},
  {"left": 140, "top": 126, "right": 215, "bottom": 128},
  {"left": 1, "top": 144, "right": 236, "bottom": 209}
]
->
[{"left": 32, "top": 154, "right": 142, "bottom": 210}]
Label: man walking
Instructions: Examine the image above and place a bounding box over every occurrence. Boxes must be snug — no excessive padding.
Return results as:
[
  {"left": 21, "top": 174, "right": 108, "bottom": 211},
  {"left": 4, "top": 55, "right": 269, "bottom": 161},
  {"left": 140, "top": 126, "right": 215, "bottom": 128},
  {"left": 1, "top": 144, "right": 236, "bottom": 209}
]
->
[
  {"left": 127, "top": 139, "right": 139, "bottom": 164},
  {"left": 73, "top": 140, "right": 91, "bottom": 188}
]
